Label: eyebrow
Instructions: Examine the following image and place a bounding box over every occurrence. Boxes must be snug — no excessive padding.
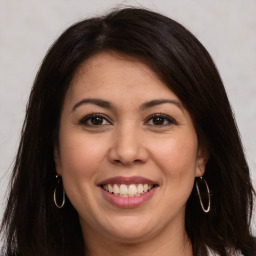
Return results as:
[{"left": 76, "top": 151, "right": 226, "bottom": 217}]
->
[
  {"left": 72, "top": 98, "right": 184, "bottom": 113},
  {"left": 72, "top": 98, "right": 113, "bottom": 112},
  {"left": 140, "top": 99, "right": 184, "bottom": 113}
]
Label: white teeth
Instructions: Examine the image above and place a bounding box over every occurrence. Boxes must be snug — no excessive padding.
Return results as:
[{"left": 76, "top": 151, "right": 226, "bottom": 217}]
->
[
  {"left": 108, "top": 184, "right": 113, "bottom": 193},
  {"left": 120, "top": 184, "right": 128, "bottom": 196},
  {"left": 113, "top": 184, "right": 119, "bottom": 195},
  {"left": 138, "top": 184, "right": 144, "bottom": 194},
  {"left": 128, "top": 184, "right": 137, "bottom": 197},
  {"left": 102, "top": 183, "right": 154, "bottom": 197},
  {"left": 143, "top": 184, "right": 149, "bottom": 193}
]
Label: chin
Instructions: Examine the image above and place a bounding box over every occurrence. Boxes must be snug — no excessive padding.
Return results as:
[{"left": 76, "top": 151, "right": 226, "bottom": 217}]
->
[{"left": 100, "top": 215, "right": 156, "bottom": 242}]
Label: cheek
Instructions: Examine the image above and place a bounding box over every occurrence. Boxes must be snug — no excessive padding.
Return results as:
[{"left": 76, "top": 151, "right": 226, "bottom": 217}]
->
[
  {"left": 150, "top": 133, "right": 198, "bottom": 186},
  {"left": 57, "top": 132, "right": 110, "bottom": 209},
  {"left": 152, "top": 134, "right": 198, "bottom": 211},
  {"left": 58, "top": 133, "right": 108, "bottom": 210},
  {"left": 59, "top": 133, "right": 106, "bottom": 176}
]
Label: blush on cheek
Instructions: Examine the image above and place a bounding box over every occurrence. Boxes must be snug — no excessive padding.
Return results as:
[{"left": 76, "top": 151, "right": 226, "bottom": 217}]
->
[
  {"left": 155, "top": 140, "right": 198, "bottom": 191},
  {"left": 60, "top": 136, "right": 101, "bottom": 172}
]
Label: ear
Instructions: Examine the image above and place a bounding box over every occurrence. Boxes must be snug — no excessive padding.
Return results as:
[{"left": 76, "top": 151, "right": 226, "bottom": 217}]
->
[
  {"left": 54, "top": 145, "right": 62, "bottom": 176},
  {"left": 195, "top": 144, "right": 208, "bottom": 177}
]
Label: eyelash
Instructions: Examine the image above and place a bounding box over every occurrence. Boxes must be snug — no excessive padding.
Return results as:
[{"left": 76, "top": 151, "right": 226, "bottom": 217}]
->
[
  {"left": 79, "top": 113, "right": 177, "bottom": 127},
  {"left": 79, "top": 113, "right": 112, "bottom": 127},
  {"left": 145, "top": 114, "right": 177, "bottom": 127}
]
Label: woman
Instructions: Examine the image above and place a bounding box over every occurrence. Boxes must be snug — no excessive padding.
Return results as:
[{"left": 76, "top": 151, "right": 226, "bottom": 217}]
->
[{"left": 1, "top": 7, "right": 255, "bottom": 256}]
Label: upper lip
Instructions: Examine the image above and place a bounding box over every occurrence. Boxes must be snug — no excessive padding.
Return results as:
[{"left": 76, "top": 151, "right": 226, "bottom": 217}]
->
[{"left": 98, "top": 176, "right": 157, "bottom": 186}]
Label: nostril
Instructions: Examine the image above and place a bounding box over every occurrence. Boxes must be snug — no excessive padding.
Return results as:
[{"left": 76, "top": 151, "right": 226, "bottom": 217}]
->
[{"left": 112, "top": 158, "right": 143, "bottom": 165}]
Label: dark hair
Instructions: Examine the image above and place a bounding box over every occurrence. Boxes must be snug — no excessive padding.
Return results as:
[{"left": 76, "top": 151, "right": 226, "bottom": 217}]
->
[{"left": 1, "top": 7, "right": 255, "bottom": 256}]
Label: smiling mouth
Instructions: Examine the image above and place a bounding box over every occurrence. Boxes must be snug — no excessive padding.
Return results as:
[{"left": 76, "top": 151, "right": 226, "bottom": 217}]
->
[
  {"left": 101, "top": 184, "right": 157, "bottom": 197},
  {"left": 98, "top": 176, "right": 158, "bottom": 208}
]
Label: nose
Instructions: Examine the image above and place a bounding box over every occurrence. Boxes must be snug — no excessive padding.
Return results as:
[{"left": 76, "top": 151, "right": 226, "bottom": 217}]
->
[{"left": 108, "top": 124, "right": 148, "bottom": 165}]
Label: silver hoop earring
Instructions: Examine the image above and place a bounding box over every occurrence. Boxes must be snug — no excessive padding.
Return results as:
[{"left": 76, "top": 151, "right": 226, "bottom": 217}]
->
[
  {"left": 196, "top": 176, "right": 211, "bottom": 213},
  {"left": 54, "top": 175, "right": 65, "bottom": 208}
]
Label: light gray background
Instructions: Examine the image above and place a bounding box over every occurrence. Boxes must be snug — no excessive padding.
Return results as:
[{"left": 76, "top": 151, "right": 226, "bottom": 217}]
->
[{"left": 0, "top": 0, "right": 255, "bottom": 237}]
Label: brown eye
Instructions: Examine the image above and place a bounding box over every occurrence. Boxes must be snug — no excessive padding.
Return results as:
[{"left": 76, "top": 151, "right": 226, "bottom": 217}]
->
[
  {"left": 145, "top": 114, "right": 176, "bottom": 127},
  {"left": 152, "top": 116, "right": 165, "bottom": 125},
  {"left": 80, "top": 114, "right": 111, "bottom": 126},
  {"left": 90, "top": 116, "right": 104, "bottom": 125}
]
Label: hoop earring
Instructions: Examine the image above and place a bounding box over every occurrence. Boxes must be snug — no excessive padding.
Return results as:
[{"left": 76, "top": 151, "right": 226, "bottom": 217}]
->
[
  {"left": 196, "top": 176, "right": 211, "bottom": 213},
  {"left": 54, "top": 175, "right": 65, "bottom": 208}
]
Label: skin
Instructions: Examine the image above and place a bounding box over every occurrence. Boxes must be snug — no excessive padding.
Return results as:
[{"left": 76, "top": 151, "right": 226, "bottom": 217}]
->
[{"left": 54, "top": 52, "right": 207, "bottom": 256}]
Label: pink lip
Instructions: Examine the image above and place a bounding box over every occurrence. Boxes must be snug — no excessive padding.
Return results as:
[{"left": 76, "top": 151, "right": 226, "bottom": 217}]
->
[
  {"left": 98, "top": 176, "right": 158, "bottom": 208},
  {"left": 98, "top": 176, "right": 157, "bottom": 185},
  {"left": 99, "top": 186, "right": 157, "bottom": 208}
]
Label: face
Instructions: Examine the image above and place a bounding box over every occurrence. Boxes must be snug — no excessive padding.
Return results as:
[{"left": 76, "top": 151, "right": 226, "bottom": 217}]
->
[{"left": 54, "top": 52, "right": 207, "bottom": 245}]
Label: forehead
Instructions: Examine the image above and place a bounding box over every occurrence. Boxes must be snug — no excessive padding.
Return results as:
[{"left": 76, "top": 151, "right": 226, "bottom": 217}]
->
[{"left": 68, "top": 51, "right": 178, "bottom": 100}]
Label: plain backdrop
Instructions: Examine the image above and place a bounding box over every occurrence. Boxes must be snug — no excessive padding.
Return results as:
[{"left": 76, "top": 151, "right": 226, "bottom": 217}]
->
[{"left": 0, "top": 0, "right": 255, "bottom": 238}]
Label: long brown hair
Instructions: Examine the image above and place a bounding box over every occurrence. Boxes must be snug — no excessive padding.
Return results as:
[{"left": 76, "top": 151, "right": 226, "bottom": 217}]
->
[{"left": 1, "top": 7, "right": 255, "bottom": 256}]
